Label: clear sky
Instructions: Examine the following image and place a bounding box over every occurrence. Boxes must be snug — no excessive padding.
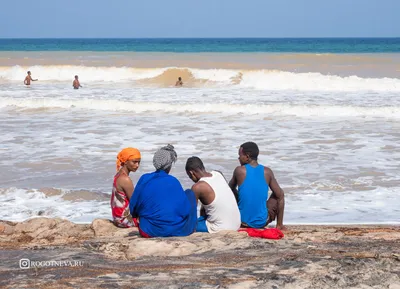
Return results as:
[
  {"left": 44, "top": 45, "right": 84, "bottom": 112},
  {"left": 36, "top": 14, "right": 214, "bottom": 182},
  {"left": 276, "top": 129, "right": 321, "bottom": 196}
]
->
[{"left": 0, "top": 0, "right": 398, "bottom": 38}]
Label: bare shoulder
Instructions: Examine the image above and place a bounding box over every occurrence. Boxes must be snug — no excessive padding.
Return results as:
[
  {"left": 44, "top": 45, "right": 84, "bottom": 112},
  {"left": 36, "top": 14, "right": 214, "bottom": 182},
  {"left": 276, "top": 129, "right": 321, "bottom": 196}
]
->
[
  {"left": 191, "top": 182, "right": 201, "bottom": 192},
  {"left": 263, "top": 166, "right": 276, "bottom": 184},
  {"left": 234, "top": 165, "right": 246, "bottom": 176},
  {"left": 263, "top": 166, "right": 274, "bottom": 175},
  {"left": 117, "top": 174, "right": 132, "bottom": 185},
  {"left": 192, "top": 181, "right": 211, "bottom": 192}
]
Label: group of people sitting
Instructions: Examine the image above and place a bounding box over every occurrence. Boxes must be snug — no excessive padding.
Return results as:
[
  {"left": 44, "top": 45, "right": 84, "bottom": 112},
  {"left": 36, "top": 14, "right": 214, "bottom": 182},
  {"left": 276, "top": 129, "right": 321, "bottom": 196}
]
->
[{"left": 111, "top": 142, "right": 285, "bottom": 238}]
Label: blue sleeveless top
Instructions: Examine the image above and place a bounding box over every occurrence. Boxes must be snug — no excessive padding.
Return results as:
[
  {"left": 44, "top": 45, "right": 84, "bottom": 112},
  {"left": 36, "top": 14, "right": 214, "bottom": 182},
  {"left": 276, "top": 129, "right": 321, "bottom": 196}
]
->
[{"left": 238, "top": 164, "right": 269, "bottom": 228}]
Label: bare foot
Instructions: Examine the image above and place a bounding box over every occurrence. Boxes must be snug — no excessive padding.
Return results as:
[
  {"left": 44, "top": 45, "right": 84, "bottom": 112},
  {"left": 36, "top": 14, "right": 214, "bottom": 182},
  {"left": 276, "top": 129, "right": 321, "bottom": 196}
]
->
[{"left": 276, "top": 225, "right": 287, "bottom": 231}]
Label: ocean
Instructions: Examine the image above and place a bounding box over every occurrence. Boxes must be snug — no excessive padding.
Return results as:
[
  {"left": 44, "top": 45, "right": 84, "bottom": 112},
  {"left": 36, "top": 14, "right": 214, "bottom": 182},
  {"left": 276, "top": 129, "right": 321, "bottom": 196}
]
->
[{"left": 0, "top": 38, "right": 399, "bottom": 225}]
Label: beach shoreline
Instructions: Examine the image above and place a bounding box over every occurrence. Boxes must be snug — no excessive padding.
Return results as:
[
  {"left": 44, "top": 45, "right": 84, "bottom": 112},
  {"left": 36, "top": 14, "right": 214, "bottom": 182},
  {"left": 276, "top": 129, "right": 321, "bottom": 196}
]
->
[{"left": 1, "top": 218, "right": 399, "bottom": 288}]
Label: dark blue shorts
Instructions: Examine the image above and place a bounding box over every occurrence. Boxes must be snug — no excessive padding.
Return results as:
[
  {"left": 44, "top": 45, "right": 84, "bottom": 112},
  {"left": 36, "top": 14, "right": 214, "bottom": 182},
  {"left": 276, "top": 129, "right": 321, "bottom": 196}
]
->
[{"left": 196, "top": 216, "right": 209, "bottom": 232}]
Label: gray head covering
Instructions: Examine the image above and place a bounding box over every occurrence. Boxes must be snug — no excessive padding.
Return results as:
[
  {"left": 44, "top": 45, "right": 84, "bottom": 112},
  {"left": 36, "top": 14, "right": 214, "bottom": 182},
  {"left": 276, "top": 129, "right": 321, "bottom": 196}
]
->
[{"left": 153, "top": 144, "right": 178, "bottom": 171}]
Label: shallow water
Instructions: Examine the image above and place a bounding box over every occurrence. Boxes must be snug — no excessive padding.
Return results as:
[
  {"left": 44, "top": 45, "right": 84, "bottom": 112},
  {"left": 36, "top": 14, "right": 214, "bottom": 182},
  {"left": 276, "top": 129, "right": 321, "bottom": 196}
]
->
[{"left": 0, "top": 52, "right": 399, "bottom": 224}]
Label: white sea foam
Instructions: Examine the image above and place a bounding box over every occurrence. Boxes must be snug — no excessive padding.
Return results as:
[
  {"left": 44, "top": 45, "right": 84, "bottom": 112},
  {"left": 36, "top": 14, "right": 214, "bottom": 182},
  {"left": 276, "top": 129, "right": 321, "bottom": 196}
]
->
[
  {"left": 1, "top": 97, "right": 399, "bottom": 119},
  {"left": 0, "top": 65, "right": 167, "bottom": 82},
  {"left": 0, "top": 188, "right": 110, "bottom": 224},
  {"left": 1, "top": 65, "right": 400, "bottom": 92},
  {"left": 1, "top": 65, "right": 400, "bottom": 225},
  {"left": 239, "top": 70, "right": 400, "bottom": 92}
]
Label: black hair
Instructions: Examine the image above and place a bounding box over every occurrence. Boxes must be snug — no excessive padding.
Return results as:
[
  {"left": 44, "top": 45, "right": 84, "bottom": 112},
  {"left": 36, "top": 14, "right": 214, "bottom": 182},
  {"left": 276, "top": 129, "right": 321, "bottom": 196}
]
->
[
  {"left": 240, "top": 142, "right": 259, "bottom": 160},
  {"left": 185, "top": 156, "right": 205, "bottom": 172},
  {"left": 178, "top": 77, "right": 182, "bottom": 81}
]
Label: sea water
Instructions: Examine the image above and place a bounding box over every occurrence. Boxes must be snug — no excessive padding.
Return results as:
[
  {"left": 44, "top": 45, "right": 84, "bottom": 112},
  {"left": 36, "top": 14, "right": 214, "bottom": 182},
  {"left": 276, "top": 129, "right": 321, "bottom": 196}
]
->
[{"left": 0, "top": 38, "right": 399, "bottom": 224}]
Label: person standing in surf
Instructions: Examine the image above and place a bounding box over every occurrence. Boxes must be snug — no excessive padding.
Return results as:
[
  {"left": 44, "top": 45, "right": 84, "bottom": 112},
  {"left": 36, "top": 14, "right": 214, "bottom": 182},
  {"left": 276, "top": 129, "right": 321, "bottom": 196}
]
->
[
  {"left": 73, "top": 75, "right": 82, "bottom": 89},
  {"left": 175, "top": 77, "right": 183, "bottom": 86},
  {"left": 229, "top": 142, "right": 286, "bottom": 230},
  {"left": 24, "top": 71, "right": 38, "bottom": 86},
  {"left": 111, "top": 147, "right": 141, "bottom": 228}
]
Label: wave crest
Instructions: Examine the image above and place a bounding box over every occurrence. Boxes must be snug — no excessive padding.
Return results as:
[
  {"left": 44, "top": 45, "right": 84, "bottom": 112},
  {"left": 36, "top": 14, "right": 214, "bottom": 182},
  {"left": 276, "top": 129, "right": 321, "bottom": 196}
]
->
[
  {"left": 0, "top": 65, "right": 399, "bottom": 91},
  {"left": 2, "top": 97, "right": 400, "bottom": 118}
]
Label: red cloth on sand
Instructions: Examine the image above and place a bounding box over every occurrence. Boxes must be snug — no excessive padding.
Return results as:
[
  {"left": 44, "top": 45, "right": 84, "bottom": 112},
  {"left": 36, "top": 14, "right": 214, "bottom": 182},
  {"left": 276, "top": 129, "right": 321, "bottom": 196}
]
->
[
  {"left": 133, "top": 218, "right": 152, "bottom": 238},
  {"left": 239, "top": 228, "right": 284, "bottom": 239}
]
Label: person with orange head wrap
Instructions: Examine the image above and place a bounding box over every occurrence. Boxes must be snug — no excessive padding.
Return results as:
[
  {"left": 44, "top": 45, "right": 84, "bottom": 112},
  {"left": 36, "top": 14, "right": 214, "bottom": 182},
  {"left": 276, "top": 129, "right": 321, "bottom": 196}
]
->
[
  {"left": 111, "top": 147, "right": 141, "bottom": 228},
  {"left": 116, "top": 147, "right": 141, "bottom": 171}
]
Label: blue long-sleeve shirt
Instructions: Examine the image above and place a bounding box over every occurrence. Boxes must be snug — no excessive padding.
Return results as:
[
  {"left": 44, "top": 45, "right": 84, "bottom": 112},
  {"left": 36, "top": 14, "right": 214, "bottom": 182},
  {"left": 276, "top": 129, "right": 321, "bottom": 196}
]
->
[{"left": 130, "top": 170, "right": 197, "bottom": 237}]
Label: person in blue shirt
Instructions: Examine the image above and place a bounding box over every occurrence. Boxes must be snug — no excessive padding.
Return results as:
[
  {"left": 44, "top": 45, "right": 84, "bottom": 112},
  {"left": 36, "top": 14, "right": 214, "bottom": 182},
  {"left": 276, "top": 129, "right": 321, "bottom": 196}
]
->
[
  {"left": 129, "top": 144, "right": 197, "bottom": 237},
  {"left": 229, "top": 142, "right": 286, "bottom": 230}
]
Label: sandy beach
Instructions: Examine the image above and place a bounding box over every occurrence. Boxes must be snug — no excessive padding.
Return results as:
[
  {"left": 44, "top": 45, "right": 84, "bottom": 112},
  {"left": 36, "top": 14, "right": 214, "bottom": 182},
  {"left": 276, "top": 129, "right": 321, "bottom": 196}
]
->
[{"left": 0, "top": 218, "right": 399, "bottom": 288}]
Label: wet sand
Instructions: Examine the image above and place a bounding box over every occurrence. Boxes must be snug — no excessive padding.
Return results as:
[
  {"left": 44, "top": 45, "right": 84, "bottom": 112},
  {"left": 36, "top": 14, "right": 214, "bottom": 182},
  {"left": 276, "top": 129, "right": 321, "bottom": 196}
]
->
[{"left": 0, "top": 218, "right": 399, "bottom": 288}]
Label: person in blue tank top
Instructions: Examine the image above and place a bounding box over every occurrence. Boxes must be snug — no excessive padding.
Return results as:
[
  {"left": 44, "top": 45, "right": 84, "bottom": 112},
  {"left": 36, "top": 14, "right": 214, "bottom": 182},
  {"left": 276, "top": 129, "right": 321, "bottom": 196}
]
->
[
  {"left": 229, "top": 142, "right": 286, "bottom": 230},
  {"left": 129, "top": 144, "right": 197, "bottom": 237}
]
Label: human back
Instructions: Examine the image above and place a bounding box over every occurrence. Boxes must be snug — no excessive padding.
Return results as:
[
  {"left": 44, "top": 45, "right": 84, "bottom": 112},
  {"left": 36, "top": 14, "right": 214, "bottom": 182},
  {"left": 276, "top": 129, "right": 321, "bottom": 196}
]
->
[
  {"left": 130, "top": 144, "right": 197, "bottom": 237},
  {"left": 237, "top": 164, "right": 269, "bottom": 228},
  {"left": 229, "top": 141, "right": 286, "bottom": 230},
  {"left": 131, "top": 170, "right": 195, "bottom": 237},
  {"left": 199, "top": 170, "right": 241, "bottom": 233},
  {"left": 186, "top": 156, "right": 240, "bottom": 233}
]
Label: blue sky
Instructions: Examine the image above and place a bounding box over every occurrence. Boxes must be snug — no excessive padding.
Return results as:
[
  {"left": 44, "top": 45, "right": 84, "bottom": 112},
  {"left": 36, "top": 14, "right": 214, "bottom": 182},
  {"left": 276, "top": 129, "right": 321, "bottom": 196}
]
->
[{"left": 0, "top": 0, "right": 398, "bottom": 38}]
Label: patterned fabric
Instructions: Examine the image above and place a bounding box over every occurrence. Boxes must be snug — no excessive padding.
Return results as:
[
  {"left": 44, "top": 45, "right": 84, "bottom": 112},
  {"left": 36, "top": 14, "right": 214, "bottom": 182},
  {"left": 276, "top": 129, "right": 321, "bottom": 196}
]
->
[
  {"left": 153, "top": 144, "right": 177, "bottom": 171},
  {"left": 110, "top": 172, "right": 135, "bottom": 228}
]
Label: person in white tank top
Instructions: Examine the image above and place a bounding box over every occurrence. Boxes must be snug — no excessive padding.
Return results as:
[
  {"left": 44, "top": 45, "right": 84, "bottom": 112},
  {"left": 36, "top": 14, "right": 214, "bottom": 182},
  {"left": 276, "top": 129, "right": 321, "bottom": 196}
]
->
[{"left": 185, "top": 156, "right": 241, "bottom": 233}]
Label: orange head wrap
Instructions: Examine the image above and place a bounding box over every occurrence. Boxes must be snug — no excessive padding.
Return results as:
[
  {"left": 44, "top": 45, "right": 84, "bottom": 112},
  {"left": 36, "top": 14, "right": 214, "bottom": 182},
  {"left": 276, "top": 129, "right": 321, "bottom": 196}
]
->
[{"left": 116, "top": 147, "right": 141, "bottom": 171}]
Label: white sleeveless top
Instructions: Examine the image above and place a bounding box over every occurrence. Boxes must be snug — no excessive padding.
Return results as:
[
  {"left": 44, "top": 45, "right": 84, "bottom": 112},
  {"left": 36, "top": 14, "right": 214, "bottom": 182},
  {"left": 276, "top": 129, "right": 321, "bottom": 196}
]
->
[{"left": 200, "top": 171, "right": 241, "bottom": 233}]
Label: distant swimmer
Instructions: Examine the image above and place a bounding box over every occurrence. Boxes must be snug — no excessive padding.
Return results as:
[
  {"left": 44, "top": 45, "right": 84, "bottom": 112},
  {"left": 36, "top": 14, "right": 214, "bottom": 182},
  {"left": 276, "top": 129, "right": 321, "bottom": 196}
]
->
[
  {"left": 175, "top": 77, "right": 183, "bottom": 87},
  {"left": 24, "top": 71, "right": 38, "bottom": 86},
  {"left": 73, "top": 75, "right": 82, "bottom": 89}
]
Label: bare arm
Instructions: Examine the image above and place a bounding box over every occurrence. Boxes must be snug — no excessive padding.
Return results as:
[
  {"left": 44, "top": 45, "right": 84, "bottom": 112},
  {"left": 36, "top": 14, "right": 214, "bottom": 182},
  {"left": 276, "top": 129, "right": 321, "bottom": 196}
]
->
[
  {"left": 228, "top": 167, "right": 240, "bottom": 203},
  {"left": 30, "top": 76, "right": 38, "bottom": 81},
  {"left": 266, "top": 167, "right": 285, "bottom": 229},
  {"left": 118, "top": 175, "right": 134, "bottom": 200},
  {"left": 192, "top": 181, "right": 215, "bottom": 206},
  {"left": 191, "top": 182, "right": 205, "bottom": 216}
]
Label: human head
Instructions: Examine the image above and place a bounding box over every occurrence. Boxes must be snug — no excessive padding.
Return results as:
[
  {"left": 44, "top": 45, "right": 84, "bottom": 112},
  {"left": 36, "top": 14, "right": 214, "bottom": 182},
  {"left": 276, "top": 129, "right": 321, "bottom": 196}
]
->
[
  {"left": 116, "top": 147, "right": 141, "bottom": 172},
  {"left": 185, "top": 156, "right": 205, "bottom": 183},
  {"left": 75, "top": 75, "right": 78, "bottom": 79},
  {"left": 27, "top": 71, "right": 31, "bottom": 75},
  {"left": 178, "top": 77, "right": 182, "bottom": 81},
  {"left": 238, "top": 142, "right": 259, "bottom": 165},
  {"left": 153, "top": 144, "right": 177, "bottom": 173}
]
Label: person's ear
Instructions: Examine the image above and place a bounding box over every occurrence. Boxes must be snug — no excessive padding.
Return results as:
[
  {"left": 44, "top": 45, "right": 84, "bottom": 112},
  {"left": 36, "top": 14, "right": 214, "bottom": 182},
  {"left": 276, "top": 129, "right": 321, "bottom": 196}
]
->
[{"left": 190, "top": 171, "right": 197, "bottom": 181}]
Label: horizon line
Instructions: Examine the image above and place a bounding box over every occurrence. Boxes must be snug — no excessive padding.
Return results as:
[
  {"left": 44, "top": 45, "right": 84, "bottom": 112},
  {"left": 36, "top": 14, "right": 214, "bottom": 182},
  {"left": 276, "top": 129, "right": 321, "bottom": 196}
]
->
[{"left": 1, "top": 37, "right": 400, "bottom": 40}]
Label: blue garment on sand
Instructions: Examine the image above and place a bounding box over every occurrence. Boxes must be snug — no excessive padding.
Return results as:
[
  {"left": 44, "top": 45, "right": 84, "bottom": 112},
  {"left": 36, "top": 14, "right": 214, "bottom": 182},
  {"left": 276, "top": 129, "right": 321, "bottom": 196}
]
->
[
  {"left": 238, "top": 164, "right": 269, "bottom": 228},
  {"left": 129, "top": 170, "right": 197, "bottom": 237},
  {"left": 196, "top": 216, "right": 209, "bottom": 233}
]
